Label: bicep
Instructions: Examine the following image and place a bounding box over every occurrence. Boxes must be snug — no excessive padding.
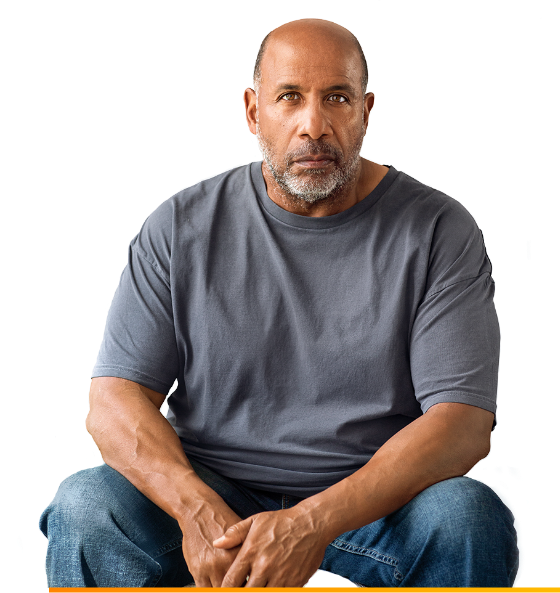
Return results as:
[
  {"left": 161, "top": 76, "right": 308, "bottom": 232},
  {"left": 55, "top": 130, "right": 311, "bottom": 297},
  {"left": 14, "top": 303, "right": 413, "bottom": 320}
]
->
[
  {"left": 425, "top": 401, "right": 494, "bottom": 446},
  {"left": 92, "top": 242, "right": 179, "bottom": 394},
  {"left": 89, "top": 376, "right": 167, "bottom": 411},
  {"left": 410, "top": 272, "right": 500, "bottom": 416}
]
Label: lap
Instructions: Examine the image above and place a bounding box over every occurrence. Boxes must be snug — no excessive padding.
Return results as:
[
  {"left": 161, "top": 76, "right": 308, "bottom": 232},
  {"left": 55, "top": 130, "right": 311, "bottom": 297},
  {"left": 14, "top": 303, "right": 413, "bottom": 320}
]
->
[
  {"left": 44, "top": 460, "right": 275, "bottom": 544},
  {"left": 40, "top": 461, "right": 272, "bottom": 587},
  {"left": 49, "top": 467, "right": 172, "bottom": 540},
  {"left": 321, "top": 477, "right": 518, "bottom": 587},
  {"left": 42, "top": 468, "right": 517, "bottom": 587}
]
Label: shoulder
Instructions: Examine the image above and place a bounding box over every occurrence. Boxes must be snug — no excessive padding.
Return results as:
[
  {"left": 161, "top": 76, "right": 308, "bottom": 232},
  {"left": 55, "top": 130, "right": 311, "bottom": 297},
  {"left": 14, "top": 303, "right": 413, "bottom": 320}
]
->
[
  {"left": 387, "top": 169, "right": 475, "bottom": 227},
  {"left": 129, "top": 163, "right": 255, "bottom": 271},
  {"left": 385, "top": 168, "right": 490, "bottom": 291},
  {"left": 134, "top": 163, "right": 255, "bottom": 241},
  {"left": 171, "top": 163, "right": 255, "bottom": 209}
]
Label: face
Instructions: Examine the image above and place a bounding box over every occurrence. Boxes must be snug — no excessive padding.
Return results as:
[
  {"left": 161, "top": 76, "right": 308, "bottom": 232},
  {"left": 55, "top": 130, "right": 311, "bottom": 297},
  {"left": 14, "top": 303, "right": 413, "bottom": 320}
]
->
[{"left": 247, "top": 31, "right": 373, "bottom": 204}]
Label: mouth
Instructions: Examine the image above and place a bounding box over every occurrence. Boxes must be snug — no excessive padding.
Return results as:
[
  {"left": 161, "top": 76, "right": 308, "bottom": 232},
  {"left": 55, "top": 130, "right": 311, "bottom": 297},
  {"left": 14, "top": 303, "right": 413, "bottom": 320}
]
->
[{"left": 292, "top": 154, "right": 335, "bottom": 170}]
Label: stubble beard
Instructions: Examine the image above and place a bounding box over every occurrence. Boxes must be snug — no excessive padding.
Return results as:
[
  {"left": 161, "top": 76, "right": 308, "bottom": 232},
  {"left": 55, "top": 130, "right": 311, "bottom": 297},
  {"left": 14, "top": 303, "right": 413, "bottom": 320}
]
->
[{"left": 256, "top": 121, "right": 365, "bottom": 205}]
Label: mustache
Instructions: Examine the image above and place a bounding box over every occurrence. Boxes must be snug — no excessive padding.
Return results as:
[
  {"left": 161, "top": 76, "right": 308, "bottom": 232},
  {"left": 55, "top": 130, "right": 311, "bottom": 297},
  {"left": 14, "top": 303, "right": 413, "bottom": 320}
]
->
[{"left": 286, "top": 140, "right": 343, "bottom": 164}]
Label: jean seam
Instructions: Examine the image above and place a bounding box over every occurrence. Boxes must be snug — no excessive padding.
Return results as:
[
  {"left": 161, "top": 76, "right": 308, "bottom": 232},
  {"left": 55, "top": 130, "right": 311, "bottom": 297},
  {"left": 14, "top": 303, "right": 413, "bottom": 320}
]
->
[
  {"left": 153, "top": 537, "right": 183, "bottom": 558},
  {"left": 145, "top": 562, "right": 163, "bottom": 587},
  {"left": 329, "top": 538, "right": 399, "bottom": 567},
  {"left": 329, "top": 538, "right": 403, "bottom": 584}
]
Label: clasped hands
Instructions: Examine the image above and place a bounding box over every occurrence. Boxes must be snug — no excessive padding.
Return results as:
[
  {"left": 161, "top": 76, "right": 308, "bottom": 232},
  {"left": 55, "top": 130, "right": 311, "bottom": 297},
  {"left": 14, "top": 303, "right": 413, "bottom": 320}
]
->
[{"left": 210, "top": 506, "right": 328, "bottom": 588}]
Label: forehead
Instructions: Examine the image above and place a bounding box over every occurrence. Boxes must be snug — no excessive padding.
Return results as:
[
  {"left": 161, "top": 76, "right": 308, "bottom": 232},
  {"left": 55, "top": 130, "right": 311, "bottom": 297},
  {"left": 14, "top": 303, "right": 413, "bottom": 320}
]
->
[{"left": 259, "top": 36, "right": 362, "bottom": 91}]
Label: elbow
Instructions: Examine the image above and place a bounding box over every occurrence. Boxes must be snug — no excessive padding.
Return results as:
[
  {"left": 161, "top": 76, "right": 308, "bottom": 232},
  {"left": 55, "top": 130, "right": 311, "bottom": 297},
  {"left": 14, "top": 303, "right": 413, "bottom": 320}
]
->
[
  {"left": 480, "top": 434, "right": 491, "bottom": 460},
  {"left": 85, "top": 408, "right": 95, "bottom": 437},
  {"left": 473, "top": 414, "right": 493, "bottom": 462},
  {"left": 457, "top": 430, "right": 491, "bottom": 476},
  {"left": 475, "top": 433, "right": 491, "bottom": 466},
  {"left": 84, "top": 412, "right": 92, "bottom": 435},
  {"left": 86, "top": 405, "right": 102, "bottom": 441},
  {"left": 86, "top": 382, "right": 105, "bottom": 441}
]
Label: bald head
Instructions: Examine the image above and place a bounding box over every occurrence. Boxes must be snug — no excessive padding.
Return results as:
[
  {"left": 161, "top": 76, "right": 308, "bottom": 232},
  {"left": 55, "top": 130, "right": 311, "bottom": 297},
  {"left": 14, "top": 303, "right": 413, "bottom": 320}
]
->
[{"left": 253, "top": 19, "right": 368, "bottom": 95}]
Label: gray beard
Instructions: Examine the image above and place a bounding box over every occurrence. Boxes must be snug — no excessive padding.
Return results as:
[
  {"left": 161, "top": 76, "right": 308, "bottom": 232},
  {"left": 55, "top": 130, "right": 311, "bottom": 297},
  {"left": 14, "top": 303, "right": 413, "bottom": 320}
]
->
[{"left": 256, "top": 125, "right": 364, "bottom": 205}]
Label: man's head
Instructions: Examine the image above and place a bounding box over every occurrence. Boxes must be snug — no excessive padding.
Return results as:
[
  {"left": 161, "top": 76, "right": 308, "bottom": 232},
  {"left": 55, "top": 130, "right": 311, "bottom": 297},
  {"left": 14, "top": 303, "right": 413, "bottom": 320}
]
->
[
  {"left": 253, "top": 23, "right": 369, "bottom": 96},
  {"left": 245, "top": 19, "right": 374, "bottom": 206}
]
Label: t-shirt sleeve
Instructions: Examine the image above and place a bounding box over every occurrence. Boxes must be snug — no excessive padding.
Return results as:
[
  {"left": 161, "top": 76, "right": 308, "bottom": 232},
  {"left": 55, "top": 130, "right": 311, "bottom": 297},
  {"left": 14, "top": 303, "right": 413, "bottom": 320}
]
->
[
  {"left": 409, "top": 198, "right": 500, "bottom": 417},
  {"left": 92, "top": 204, "right": 179, "bottom": 394}
]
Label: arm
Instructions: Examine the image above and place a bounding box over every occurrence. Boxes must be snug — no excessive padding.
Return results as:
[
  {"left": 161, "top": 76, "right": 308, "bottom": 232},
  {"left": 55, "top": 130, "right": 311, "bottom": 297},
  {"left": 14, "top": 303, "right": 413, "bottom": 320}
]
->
[
  {"left": 215, "top": 401, "right": 493, "bottom": 588},
  {"left": 86, "top": 376, "right": 243, "bottom": 587},
  {"left": 301, "top": 402, "right": 493, "bottom": 537}
]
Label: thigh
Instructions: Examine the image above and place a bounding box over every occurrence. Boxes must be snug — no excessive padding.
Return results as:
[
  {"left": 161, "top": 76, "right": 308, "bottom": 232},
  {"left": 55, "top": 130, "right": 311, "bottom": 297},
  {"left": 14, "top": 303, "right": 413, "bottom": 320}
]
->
[
  {"left": 40, "top": 461, "right": 271, "bottom": 587},
  {"left": 320, "top": 477, "right": 518, "bottom": 587},
  {"left": 47, "top": 465, "right": 183, "bottom": 552},
  {"left": 41, "top": 465, "right": 188, "bottom": 586}
]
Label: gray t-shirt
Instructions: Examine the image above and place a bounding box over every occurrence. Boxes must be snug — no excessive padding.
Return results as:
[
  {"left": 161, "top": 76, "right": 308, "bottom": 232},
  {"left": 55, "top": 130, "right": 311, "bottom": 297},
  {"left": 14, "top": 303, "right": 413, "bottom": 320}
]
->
[{"left": 93, "top": 163, "right": 499, "bottom": 496}]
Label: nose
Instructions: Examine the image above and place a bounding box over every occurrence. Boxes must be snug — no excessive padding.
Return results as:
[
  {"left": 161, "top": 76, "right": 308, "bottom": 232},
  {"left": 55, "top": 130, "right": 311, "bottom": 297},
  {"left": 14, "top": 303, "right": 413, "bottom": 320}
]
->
[{"left": 298, "top": 100, "right": 332, "bottom": 140}]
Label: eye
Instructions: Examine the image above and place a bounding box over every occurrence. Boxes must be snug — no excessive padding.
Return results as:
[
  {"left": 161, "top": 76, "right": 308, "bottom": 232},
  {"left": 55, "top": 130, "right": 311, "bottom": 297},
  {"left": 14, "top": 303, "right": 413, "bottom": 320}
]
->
[
  {"left": 280, "top": 93, "right": 300, "bottom": 101},
  {"left": 328, "top": 94, "right": 348, "bottom": 103}
]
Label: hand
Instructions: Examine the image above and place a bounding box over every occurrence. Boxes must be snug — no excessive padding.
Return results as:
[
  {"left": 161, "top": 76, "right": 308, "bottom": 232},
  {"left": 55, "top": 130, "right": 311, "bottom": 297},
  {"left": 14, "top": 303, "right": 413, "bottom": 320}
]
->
[
  {"left": 213, "top": 506, "right": 329, "bottom": 587},
  {"left": 179, "top": 504, "right": 244, "bottom": 587}
]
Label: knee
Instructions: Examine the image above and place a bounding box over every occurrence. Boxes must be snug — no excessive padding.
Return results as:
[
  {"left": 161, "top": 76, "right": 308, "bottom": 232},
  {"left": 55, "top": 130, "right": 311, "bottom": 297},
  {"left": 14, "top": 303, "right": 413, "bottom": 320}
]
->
[
  {"left": 415, "top": 477, "right": 515, "bottom": 538},
  {"left": 382, "top": 478, "right": 518, "bottom": 586},
  {"left": 404, "top": 477, "right": 518, "bottom": 571},
  {"left": 40, "top": 466, "right": 116, "bottom": 541},
  {"left": 438, "top": 477, "right": 514, "bottom": 531}
]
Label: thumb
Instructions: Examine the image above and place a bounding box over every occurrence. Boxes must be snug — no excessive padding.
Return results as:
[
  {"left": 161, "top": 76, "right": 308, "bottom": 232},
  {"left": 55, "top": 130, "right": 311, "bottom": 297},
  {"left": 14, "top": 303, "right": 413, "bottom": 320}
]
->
[{"left": 213, "top": 517, "right": 254, "bottom": 549}]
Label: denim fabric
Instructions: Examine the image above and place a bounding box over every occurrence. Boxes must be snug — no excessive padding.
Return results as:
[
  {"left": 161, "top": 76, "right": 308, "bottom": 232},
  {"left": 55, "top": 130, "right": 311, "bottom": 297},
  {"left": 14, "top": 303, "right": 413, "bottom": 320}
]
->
[{"left": 40, "top": 460, "right": 518, "bottom": 587}]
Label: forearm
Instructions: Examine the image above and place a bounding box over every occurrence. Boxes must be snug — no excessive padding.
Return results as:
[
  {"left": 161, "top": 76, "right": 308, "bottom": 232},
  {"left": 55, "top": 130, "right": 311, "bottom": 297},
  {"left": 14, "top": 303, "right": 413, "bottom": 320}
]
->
[
  {"left": 86, "top": 377, "right": 233, "bottom": 529},
  {"left": 298, "top": 402, "right": 493, "bottom": 544}
]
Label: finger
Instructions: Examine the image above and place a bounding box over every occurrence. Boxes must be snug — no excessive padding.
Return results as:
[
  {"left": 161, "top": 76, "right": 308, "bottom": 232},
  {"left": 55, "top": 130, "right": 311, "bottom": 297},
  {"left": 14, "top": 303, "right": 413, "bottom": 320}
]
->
[
  {"left": 213, "top": 516, "right": 254, "bottom": 549},
  {"left": 221, "top": 557, "right": 252, "bottom": 588},
  {"left": 245, "top": 571, "right": 268, "bottom": 588}
]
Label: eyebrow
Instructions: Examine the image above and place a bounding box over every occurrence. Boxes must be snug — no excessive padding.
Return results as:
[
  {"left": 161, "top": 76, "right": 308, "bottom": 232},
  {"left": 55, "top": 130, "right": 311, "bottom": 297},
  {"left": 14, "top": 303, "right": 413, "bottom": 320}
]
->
[{"left": 273, "top": 83, "right": 358, "bottom": 96}]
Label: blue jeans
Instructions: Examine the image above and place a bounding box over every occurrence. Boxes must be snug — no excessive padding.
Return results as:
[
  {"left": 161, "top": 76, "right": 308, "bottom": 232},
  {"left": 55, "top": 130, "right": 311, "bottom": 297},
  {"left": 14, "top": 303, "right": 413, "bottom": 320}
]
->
[{"left": 40, "top": 460, "right": 518, "bottom": 587}]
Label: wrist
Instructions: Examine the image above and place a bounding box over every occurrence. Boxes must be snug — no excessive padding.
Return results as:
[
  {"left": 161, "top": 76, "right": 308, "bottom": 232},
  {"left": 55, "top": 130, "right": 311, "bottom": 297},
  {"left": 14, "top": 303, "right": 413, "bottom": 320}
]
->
[
  {"left": 174, "top": 478, "right": 241, "bottom": 540},
  {"left": 172, "top": 473, "right": 226, "bottom": 524},
  {"left": 293, "top": 496, "right": 339, "bottom": 547}
]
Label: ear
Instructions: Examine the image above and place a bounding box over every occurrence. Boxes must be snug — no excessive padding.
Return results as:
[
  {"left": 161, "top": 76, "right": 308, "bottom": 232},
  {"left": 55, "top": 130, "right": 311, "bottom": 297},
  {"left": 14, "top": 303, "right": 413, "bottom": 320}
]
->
[
  {"left": 244, "top": 88, "right": 258, "bottom": 135},
  {"left": 362, "top": 92, "right": 375, "bottom": 131}
]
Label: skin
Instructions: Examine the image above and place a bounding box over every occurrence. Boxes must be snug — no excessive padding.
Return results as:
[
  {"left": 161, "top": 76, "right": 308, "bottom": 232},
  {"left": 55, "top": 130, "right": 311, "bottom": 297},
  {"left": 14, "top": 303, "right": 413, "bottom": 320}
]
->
[
  {"left": 214, "top": 403, "right": 493, "bottom": 588},
  {"left": 245, "top": 20, "right": 388, "bottom": 217},
  {"left": 87, "top": 377, "right": 243, "bottom": 587},
  {"left": 87, "top": 19, "right": 495, "bottom": 588}
]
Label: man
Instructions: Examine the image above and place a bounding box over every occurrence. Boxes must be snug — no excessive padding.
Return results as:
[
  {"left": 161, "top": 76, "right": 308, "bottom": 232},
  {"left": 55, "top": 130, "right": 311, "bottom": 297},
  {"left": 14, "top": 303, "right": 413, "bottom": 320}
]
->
[{"left": 40, "top": 19, "right": 518, "bottom": 587}]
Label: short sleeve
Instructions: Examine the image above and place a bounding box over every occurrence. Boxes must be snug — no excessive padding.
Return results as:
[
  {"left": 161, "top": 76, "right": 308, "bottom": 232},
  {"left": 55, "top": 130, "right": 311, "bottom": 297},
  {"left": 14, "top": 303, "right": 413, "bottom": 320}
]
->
[
  {"left": 410, "top": 199, "right": 500, "bottom": 417},
  {"left": 92, "top": 206, "right": 179, "bottom": 394}
]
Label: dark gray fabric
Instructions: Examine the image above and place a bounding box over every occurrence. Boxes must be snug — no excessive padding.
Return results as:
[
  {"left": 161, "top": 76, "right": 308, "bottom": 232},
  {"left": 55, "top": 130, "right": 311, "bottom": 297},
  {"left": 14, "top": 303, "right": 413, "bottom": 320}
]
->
[{"left": 92, "top": 163, "right": 499, "bottom": 496}]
